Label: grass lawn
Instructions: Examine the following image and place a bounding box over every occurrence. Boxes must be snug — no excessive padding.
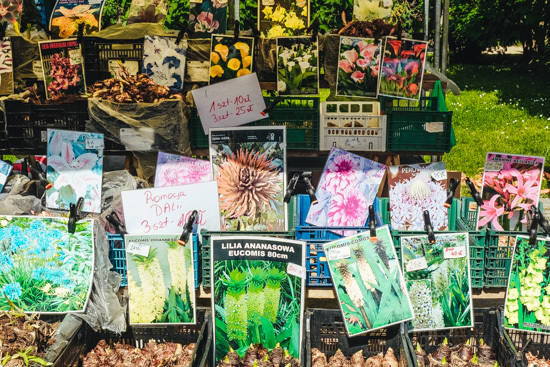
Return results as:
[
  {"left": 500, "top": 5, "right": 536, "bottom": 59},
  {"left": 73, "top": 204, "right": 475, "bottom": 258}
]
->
[{"left": 442, "top": 55, "right": 550, "bottom": 177}]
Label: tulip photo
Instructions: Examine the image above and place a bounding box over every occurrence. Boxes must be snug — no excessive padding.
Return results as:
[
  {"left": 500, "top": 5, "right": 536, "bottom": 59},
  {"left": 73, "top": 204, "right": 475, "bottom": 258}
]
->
[
  {"left": 379, "top": 37, "right": 427, "bottom": 100},
  {"left": 336, "top": 36, "right": 381, "bottom": 98},
  {"left": 209, "top": 35, "right": 254, "bottom": 84},
  {"left": 276, "top": 36, "right": 319, "bottom": 95}
]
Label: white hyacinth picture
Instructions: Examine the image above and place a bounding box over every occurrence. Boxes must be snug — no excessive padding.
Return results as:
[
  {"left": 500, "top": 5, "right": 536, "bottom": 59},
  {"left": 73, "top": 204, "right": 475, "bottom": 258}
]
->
[{"left": 124, "top": 234, "right": 196, "bottom": 325}]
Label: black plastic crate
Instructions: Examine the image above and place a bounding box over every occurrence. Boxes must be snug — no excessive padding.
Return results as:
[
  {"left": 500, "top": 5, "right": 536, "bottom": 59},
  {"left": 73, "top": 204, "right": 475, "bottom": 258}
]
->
[
  {"left": 81, "top": 37, "right": 144, "bottom": 85},
  {"left": 79, "top": 308, "right": 212, "bottom": 367},
  {"left": 306, "top": 308, "right": 412, "bottom": 367},
  {"left": 406, "top": 309, "right": 516, "bottom": 367},
  {"left": 48, "top": 315, "right": 86, "bottom": 367},
  {"left": 5, "top": 99, "right": 88, "bottom": 154},
  {"left": 499, "top": 310, "right": 550, "bottom": 366},
  {"left": 190, "top": 97, "right": 320, "bottom": 150},
  {"left": 0, "top": 113, "right": 7, "bottom": 154}
]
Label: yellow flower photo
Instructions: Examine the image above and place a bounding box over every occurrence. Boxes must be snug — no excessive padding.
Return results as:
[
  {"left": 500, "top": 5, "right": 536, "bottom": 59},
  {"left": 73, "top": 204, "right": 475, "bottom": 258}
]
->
[
  {"left": 209, "top": 35, "right": 255, "bottom": 84},
  {"left": 259, "top": 0, "right": 310, "bottom": 38}
]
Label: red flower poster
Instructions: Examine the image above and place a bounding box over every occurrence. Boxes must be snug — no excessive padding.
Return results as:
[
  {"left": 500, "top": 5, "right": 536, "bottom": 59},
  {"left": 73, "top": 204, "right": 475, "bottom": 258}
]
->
[
  {"left": 379, "top": 37, "right": 426, "bottom": 100},
  {"left": 478, "top": 153, "right": 545, "bottom": 231}
]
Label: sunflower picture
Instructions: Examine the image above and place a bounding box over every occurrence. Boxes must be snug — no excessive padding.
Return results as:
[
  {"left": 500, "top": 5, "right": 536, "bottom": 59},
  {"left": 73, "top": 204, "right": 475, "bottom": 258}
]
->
[
  {"left": 210, "top": 35, "right": 254, "bottom": 85},
  {"left": 209, "top": 126, "right": 286, "bottom": 231}
]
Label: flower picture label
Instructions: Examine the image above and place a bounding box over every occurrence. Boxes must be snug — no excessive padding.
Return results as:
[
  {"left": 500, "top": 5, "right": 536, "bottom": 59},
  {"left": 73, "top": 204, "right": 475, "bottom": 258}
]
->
[
  {"left": 327, "top": 246, "right": 351, "bottom": 261},
  {"left": 276, "top": 37, "right": 319, "bottom": 96},
  {"left": 192, "top": 72, "right": 267, "bottom": 134},
  {"left": 443, "top": 246, "right": 466, "bottom": 259},
  {"left": 287, "top": 262, "right": 306, "bottom": 279},
  {"left": 154, "top": 152, "right": 211, "bottom": 188},
  {"left": 402, "top": 233, "right": 473, "bottom": 331},
  {"left": 85, "top": 138, "right": 105, "bottom": 150},
  {"left": 324, "top": 226, "right": 413, "bottom": 336},
  {"left": 478, "top": 152, "right": 545, "bottom": 231},
  {"left": 143, "top": 36, "right": 187, "bottom": 91},
  {"left": 50, "top": 0, "right": 105, "bottom": 38},
  {"left": 405, "top": 257, "right": 428, "bottom": 272},
  {"left": 126, "top": 242, "right": 151, "bottom": 257}
]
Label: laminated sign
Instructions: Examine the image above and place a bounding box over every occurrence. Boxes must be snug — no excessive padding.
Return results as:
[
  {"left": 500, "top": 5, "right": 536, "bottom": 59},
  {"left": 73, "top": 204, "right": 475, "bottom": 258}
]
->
[
  {"left": 211, "top": 236, "right": 306, "bottom": 364},
  {"left": 50, "top": 0, "right": 106, "bottom": 39}
]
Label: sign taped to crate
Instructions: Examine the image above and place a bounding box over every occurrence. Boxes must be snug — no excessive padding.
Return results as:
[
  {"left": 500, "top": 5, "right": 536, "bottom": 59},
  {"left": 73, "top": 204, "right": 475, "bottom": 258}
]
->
[{"left": 192, "top": 72, "right": 268, "bottom": 134}]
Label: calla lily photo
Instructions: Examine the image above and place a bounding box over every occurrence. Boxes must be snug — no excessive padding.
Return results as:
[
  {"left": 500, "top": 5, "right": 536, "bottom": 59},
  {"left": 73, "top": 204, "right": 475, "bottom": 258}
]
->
[
  {"left": 210, "top": 35, "right": 254, "bottom": 85},
  {"left": 478, "top": 152, "right": 545, "bottom": 231},
  {"left": 336, "top": 36, "right": 381, "bottom": 98},
  {"left": 379, "top": 37, "right": 427, "bottom": 100},
  {"left": 277, "top": 36, "right": 318, "bottom": 96}
]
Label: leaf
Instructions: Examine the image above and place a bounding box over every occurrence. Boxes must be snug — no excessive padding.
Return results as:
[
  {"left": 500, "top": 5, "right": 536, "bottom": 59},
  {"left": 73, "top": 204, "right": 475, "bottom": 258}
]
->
[
  {"left": 258, "top": 314, "right": 276, "bottom": 349},
  {"left": 288, "top": 318, "right": 300, "bottom": 358}
]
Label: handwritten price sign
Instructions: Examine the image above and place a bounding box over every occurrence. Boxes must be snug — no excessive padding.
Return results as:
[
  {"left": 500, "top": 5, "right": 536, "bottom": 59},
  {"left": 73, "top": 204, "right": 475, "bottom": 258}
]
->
[
  {"left": 406, "top": 257, "right": 428, "bottom": 272},
  {"left": 327, "top": 246, "right": 351, "bottom": 261},
  {"left": 121, "top": 181, "right": 221, "bottom": 234},
  {"left": 444, "top": 246, "right": 467, "bottom": 259},
  {"left": 192, "top": 72, "right": 268, "bottom": 134}
]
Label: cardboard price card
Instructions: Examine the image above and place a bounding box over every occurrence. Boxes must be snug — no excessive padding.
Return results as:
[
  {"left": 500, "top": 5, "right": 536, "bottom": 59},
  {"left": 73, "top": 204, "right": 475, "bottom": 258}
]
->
[{"left": 211, "top": 236, "right": 306, "bottom": 364}]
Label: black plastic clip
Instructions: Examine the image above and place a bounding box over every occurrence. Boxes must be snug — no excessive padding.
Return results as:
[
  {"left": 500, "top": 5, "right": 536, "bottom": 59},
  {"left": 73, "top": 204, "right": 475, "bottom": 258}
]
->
[
  {"left": 106, "top": 212, "right": 127, "bottom": 235},
  {"left": 68, "top": 197, "right": 84, "bottom": 234},
  {"left": 261, "top": 96, "right": 282, "bottom": 116},
  {"left": 302, "top": 172, "right": 317, "bottom": 205},
  {"left": 76, "top": 23, "right": 85, "bottom": 45},
  {"left": 423, "top": 210, "right": 436, "bottom": 244},
  {"left": 444, "top": 177, "right": 459, "bottom": 208},
  {"left": 368, "top": 205, "right": 377, "bottom": 241},
  {"left": 233, "top": 20, "right": 240, "bottom": 41},
  {"left": 531, "top": 205, "right": 550, "bottom": 236},
  {"left": 465, "top": 177, "right": 484, "bottom": 206},
  {"left": 0, "top": 23, "right": 7, "bottom": 39},
  {"left": 284, "top": 173, "right": 300, "bottom": 203},
  {"left": 307, "top": 18, "right": 319, "bottom": 41},
  {"left": 20, "top": 158, "right": 28, "bottom": 178},
  {"left": 27, "top": 158, "right": 52, "bottom": 189},
  {"left": 529, "top": 210, "right": 540, "bottom": 247},
  {"left": 178, "top": 210, "right": 198, "bottom": 246},
  {"left": 176, "top": 22, "right": 187, "bottom": 45},
  {"left": 396, "top": 21, "right": 403, "bottom": 41}
]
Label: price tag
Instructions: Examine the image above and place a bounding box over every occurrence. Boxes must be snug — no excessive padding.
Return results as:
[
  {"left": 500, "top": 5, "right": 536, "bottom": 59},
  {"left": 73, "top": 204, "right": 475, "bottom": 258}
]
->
[
  {"left": 485, "top": 161, "right": 503, "bottom": 171},
  {"left": 41, "top": 130, "right": 48, "bottom": 142},
  {"left": 444, "top": 246, "right": 466, "bottom": 259},
  {"left": 69, "top": 49, "right": 83, "bottom": 65},
  {"left": 327, "top": 246, "right": 350, "bottom": 261},
  {"left": 120, "top": 127, "right": 155, "bottom": 151},
  {"left": 406, "top": 257, "right": 428, "bottom": 272},
  {"left": 431, "top": 170, "right": 447, "bottom": 181},
  {"left": 33, "top": 61, "right": 43, "bottom": 79},
  {"left": 425, "top": 122, "right": 444, "bottom": 133},
  {"left": 85, "top": 138, "right": 104, "bottom": 150},
  {"left": 287, "top": 263, "right": 306, "bottom": 279},
  {"left": 126, "top": 242, "right": 150, "bottom": 257}
]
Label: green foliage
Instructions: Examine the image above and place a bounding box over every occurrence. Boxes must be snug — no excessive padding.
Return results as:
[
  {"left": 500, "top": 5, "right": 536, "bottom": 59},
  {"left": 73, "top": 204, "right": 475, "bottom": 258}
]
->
[
  {"left": 312, "top": 0, "right": 352, "bottom": 33},
  {"left": 165, "top": 0, "right": 191, "bottom": 30},
  {"left": 101, "top": 0, "right": 131, "bottom": 28},
  {"left": 443, "top": 59, "right": 550, "bottom": 176}
]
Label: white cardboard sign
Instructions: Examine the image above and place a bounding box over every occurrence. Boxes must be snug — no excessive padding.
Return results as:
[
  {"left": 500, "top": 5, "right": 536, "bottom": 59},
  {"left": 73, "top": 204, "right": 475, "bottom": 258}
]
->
[
  {"left": 121, "top": 180, "right": 221, "bottom": 234},
  {"left": 191, "top": 72, "right": 268, "bottom": 134}
]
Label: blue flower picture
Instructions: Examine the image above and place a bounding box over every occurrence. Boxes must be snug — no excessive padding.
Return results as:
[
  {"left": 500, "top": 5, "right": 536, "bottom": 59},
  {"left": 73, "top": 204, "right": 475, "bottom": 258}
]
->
[
  {"left": 0, "top": 216, "right": 94, "bottom": 313},
  {"left": 143, "top": 36, "right": 188, "bottom": 91}
]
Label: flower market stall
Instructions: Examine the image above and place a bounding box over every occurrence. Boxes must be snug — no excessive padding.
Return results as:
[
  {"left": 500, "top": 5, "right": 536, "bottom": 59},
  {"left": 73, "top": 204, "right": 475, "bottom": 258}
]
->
[{"left": 0, "top": 0, "right": 547, "bottom": 366}]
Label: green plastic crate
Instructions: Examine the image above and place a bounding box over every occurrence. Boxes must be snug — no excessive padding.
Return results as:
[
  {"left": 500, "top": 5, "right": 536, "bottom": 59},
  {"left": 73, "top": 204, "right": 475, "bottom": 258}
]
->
[
  {"left": 189, "top": 96, "right": 320, "bottom": 150},
  {"left": 200, "top": 229, "right": 296, "bottom": 288},
  {"left": 380, "top": 197, "right": 460, "bottom": 231},
  {"left": 460, "top": 197, "right": 478, "bottom": 230}
]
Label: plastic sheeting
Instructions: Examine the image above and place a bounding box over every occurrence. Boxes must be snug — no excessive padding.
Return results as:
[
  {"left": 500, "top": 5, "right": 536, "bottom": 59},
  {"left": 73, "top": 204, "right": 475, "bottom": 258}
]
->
[
  {"left": 85, "top": 23, "right": 169, "bottom": 40},
  {"left": 87, "top": 98, "right": 191, "bottom": 155}
]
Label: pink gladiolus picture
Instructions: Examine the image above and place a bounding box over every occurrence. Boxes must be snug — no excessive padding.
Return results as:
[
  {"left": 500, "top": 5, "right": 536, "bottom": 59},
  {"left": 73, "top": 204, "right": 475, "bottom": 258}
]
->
[
  {"left": 379, "top": 37, "right": 427, "bottom": 100},
  {"left": 478, "top": 153, "right": 545, "bottom": 231},
  {"left": 306, "top": 147, "right": 386, "bottom": 233},
  {"left": 387, "top": 162, "right": 448, "bottom": 231},
  {"left": 336, "top": 36, "right": 381, "bottom": 98}
]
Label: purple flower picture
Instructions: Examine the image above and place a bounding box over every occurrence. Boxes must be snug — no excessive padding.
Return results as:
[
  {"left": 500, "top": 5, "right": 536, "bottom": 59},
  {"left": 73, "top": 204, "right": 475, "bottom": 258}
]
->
[
  {"left": 478, "top": 153, "right": 545, "bottom": 231},
  {"left": 154, "top": 152, "right": 211, "bottom": 187},
  {"left": 306, "top": 147, "right": 386, "bottom": 231},
  {"left": 387, "top": 162, "right": 448, "bottom": 231}
]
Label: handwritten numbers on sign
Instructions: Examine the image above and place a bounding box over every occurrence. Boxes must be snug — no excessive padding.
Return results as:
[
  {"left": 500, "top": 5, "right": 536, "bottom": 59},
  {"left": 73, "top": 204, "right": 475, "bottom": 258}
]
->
[
  {"left": 192, "top": 72, "right": 268, "bottom": 134},
  {"left": 443, "top": 246, "right": 467, "bottom": 259},
  {"left": 327, "top": 246, "right": 351, "bottom": 261},
  {"left": 287, "top": 263, "right": 306, "bottom": 279},
  {"left": 126, "top": 242, "right": 151, "bottom": 257},
  {"left": 406, "top": 257, "right": 428, "bottom": 272}
]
